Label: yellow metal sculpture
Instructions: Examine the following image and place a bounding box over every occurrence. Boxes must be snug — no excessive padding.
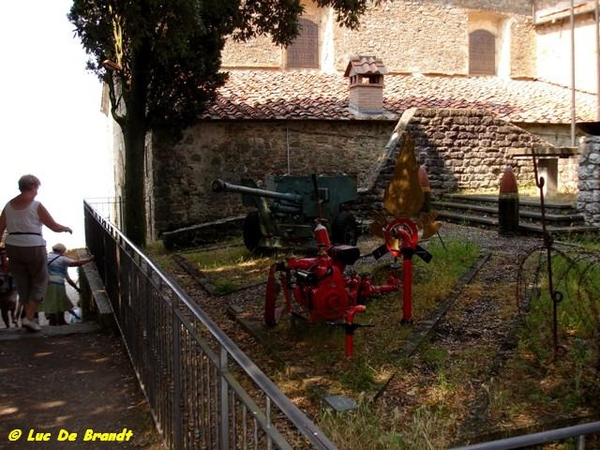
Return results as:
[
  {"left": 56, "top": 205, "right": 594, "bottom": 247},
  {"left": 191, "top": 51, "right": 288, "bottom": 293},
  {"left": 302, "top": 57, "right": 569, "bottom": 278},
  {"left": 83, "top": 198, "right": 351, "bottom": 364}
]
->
[
  {"left": 383, "top": 133, "right": 423, "bottom": 217},
  {"left": 373, "top": 132, "right": 441, "bottom": 241}
]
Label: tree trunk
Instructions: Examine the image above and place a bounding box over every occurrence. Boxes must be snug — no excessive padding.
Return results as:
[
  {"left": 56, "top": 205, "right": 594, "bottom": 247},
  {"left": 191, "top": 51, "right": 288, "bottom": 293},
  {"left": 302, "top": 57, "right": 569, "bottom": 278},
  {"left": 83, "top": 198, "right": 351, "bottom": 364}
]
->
[
  {"left": 122, "top": 42, "right": 151, "bottom": 247},
  {"left": 123, "top": 123, "right": 147, "bottom": 246}
]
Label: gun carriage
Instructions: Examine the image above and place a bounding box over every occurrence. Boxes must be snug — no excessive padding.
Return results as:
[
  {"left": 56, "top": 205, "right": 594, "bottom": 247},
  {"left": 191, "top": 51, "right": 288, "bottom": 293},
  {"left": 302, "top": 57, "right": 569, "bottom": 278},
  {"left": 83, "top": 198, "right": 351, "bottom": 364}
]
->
[{"left": 211, "top": 174, "right": 359, "bottom": 253}]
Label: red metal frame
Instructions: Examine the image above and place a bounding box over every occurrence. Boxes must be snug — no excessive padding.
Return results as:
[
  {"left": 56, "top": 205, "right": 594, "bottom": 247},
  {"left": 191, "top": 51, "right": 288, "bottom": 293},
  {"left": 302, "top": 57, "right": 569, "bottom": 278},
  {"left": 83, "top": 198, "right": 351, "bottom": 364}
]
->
[{"left": 264, "top": 217, "right": 420, "bottom": 356}]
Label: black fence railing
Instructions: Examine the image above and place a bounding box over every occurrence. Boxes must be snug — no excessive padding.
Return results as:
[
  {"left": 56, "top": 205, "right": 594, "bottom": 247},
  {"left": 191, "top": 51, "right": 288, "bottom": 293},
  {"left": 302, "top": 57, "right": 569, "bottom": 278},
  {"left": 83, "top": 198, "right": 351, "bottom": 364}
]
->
[{"left": 83, "top": 200, "right": 338, "bottom": 450}]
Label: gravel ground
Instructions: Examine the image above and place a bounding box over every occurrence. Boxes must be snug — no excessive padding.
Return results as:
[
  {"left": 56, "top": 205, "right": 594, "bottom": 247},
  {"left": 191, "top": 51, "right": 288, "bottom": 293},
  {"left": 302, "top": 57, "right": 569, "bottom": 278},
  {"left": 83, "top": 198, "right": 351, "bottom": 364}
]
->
[
  {"left": 170, "top": 222, "right": 552, "bottom": 443},
  {"left": 160, "top": 222, "right": 600, "bottom": 448},
  {"left": 420, "top": 223, "right": 542, "bottom": 441}
]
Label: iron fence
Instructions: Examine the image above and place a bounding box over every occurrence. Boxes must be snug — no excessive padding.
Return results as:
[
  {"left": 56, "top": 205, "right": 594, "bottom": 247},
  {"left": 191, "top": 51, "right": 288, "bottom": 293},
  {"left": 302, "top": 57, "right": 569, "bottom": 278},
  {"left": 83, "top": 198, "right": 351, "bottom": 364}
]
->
[
  {"left": 85, "top": 196, "right": 123, "bottom": 227},
  {"left": 450, "top": 421, "right": 600, "bottom": 450},
  {"left": 83, "top": 200, "right": 337, "bottom": 450}
]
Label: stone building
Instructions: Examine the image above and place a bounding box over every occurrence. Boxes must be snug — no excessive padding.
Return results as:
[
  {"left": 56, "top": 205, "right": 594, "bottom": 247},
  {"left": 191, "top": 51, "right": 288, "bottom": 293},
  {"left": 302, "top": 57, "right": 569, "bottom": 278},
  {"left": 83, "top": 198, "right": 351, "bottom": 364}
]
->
[{"left": 108, "top": 0, "right": 599, "bottom": 241}]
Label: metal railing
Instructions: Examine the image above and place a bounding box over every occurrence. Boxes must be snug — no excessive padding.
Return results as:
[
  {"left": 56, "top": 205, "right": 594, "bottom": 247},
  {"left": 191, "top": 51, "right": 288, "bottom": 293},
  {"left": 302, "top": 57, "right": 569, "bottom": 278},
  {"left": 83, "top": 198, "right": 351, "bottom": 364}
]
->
[
  {"left": 450, "top": 421, "right": 600, "bottom": 450},
  {"left": 83, "top": 200, "right": 337, "bottom": 450},
  {"left": 85, "top": 196, "right": 123, "bottom": 227}
]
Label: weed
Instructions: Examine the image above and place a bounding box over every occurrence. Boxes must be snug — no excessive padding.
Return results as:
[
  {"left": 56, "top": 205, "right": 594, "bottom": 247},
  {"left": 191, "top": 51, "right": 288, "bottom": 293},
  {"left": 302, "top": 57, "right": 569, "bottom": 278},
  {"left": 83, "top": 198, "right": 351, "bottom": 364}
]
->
[
  {"left": 181, "top": 239, "right": 273, "bottom": 289},
  {"left": 154, "top": 231, "right": 600, "bottom": 447},
  {"left": 214, "top": 281, "right": 237, "bottom": 295},
  {"left": 319, "top": 399, "right": 453, "bottom": 450},
  {"left": 420, "top": 346, "right": 448, "bottom": 371}
]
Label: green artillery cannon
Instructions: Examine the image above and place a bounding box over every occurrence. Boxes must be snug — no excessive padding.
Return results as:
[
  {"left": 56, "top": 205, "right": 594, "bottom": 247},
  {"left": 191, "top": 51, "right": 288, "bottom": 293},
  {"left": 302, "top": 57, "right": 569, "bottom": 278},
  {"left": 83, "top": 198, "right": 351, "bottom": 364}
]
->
[{"left": 211, "top": 174, "right": 359, "bottom": 253}]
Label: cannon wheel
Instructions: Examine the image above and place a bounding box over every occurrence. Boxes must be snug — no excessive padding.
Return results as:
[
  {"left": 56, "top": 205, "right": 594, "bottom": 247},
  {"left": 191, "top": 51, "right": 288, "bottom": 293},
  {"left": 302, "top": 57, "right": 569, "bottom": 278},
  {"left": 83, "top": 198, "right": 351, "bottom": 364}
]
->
[
  {"left": 331, "top": 212, "right": 358, "bottom": 246},
  {"left": 243, "top": 211, "right": 263, "bottom": 253}
]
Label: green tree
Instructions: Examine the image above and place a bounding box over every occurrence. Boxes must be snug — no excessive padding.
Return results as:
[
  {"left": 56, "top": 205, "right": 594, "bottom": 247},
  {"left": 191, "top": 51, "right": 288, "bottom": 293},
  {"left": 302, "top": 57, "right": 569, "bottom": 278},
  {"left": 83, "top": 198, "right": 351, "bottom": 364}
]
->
[{"left": 69, "top": 0, "right": 378, "bottom": 246}]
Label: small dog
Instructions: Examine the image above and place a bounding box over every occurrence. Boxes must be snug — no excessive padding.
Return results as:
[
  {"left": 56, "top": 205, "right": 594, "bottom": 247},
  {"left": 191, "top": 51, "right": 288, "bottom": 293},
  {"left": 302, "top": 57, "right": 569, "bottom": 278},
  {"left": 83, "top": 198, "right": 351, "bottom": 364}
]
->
[
  {"left": 0, "top": 249, "right": 19, "bottom": 329},
  {"left": 0, "top": 272, "right": 18, "bottom": 328}
]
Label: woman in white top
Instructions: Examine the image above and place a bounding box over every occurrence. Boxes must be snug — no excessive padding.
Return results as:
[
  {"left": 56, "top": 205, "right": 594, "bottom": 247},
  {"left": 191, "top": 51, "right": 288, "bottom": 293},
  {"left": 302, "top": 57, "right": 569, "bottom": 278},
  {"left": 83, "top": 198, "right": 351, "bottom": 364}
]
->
[{"left": 0, "top": 174, "right": 73, "bottom": 331}]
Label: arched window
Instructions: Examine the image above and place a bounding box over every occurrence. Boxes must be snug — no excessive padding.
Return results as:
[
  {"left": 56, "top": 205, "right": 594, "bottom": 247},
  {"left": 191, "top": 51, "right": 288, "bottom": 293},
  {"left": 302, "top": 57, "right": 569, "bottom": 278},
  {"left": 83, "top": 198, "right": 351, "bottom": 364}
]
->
[
  {"left": 469, "top": 29, "right": 496, "bottom": 75},
  {"left": 286, "top": 19, "right": 318, "bottom": 69}
]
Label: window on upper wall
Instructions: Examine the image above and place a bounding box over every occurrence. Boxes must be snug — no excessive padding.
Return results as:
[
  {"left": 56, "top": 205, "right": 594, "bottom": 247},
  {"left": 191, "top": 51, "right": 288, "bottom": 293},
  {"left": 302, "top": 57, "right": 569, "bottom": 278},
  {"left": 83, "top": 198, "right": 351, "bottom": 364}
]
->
[
  {"left": 286, "top": 19, "right": 319, "bottom": 69},
  {"left": 469, "top": 29, "right": 496, "bottom": 75}
]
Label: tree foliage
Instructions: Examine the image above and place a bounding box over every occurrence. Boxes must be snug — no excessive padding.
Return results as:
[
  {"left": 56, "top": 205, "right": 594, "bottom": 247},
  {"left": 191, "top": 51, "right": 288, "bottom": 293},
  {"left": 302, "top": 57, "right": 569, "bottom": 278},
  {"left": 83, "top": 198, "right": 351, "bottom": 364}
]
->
[{"left": 69, "top": 0, "right": 376, "bottom": 245}]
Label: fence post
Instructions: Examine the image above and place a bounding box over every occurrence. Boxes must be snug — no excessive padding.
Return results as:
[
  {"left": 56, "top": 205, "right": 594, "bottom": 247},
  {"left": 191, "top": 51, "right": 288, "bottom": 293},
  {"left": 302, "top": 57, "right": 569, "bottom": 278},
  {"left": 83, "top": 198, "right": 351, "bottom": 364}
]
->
[
  {"left": 172, "top": 317, "right": 182, "bottom": 449},
  {"left": 219, "top": 347, "right": 229, "bottom": 450}
]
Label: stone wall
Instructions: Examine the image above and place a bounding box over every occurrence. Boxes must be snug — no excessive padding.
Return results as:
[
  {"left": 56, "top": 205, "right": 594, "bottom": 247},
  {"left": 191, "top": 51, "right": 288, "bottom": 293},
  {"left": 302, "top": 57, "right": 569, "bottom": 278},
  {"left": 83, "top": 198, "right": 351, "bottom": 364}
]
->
[
  {"left": 353, "top": 108, "right": 543, "bottom": 214},
  {"left": 406, "top": 108, "right": 541, "bottom": 190},
  {"left": 221, "top": 0, "right": 330, "bottom": 70},
  {"left": 577, "top": 135, "right": 600, "bottom": 226},
  {"left": 516, "top": 122, "right": 579, "bottom": 193},
  {"left": 150, "top": 120, "right": 394, "bottom": 234},
  {"left": 149, "top": 108, "right": 569, "bottom": 239},
  {"left": 222, "top": 0, "right": 536, "bottom": 78}
]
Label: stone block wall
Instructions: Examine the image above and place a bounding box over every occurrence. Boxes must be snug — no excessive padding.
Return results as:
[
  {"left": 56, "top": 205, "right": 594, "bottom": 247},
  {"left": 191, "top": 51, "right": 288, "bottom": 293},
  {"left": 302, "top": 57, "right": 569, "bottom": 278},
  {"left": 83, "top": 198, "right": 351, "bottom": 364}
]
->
[
  {"left": 222, "top": 0, "right": 536, "bottom": 78},
  {"left": 149, "top": 108, "right": 566, "bottom": 239},
  {"left": 353, "top": 108, "right": 544, "bottom": 215},
  {"left": 150, "top": 120, "right": 394, "bottom": 234},
  {"left": 336, "top": 2, "right": 469, "bottom": 75},
  {"left": 407, "top": 109, "right": 537, "bottom": 191},
  {"left": 577, "top": 136, "right": 600, "bottom": 226}
]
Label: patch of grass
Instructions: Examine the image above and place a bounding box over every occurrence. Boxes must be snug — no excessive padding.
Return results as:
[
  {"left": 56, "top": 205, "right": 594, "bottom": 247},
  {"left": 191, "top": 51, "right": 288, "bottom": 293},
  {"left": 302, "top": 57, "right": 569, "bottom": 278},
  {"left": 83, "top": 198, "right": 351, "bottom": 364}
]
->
[
  {"left": 565, "top": 233, "right": 600, "bottom": 251},
  {"left": 420, "top": 346, "right": 449, "bottom": 372},
  {"left": 184, "top": 243, "right": 271, "bottom": 286},
  {"left": 154, "top": 232, "right": 600, "bottom": 448},
  {"left": 146, "top": 241, "right": 178, "bottom": 271},
  {"left": 319, "top": 400, "right": 407, "bottom": 450},
  {"left": 150, "top": 238, "right": 274, "bottom": 292},
  {"left": 319, "top": 395, "right": 459, "bottom": 450},
  {"left": 487, "top": 246, "right": 600, "bottom": 429},
  {"left": 258, "top": 236, "right": 481, "bottom": 448},
  {"left": 457, "top": 187, "right": 576, "bottom": 204}
]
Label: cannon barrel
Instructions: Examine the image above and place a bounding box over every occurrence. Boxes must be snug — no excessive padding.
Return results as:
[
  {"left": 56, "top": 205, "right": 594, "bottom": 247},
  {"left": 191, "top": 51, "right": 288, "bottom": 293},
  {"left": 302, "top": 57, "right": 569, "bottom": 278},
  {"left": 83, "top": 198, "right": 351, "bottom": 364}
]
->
[{"left": 211, "top": 179, "right": 303, "bottom": 204}]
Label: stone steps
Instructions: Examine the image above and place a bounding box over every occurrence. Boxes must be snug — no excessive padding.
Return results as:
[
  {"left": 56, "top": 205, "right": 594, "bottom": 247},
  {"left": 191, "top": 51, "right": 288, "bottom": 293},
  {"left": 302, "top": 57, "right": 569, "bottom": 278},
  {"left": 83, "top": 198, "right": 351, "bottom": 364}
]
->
[{"left": 431, "top": 194, "right": 599, "bottom": 237}]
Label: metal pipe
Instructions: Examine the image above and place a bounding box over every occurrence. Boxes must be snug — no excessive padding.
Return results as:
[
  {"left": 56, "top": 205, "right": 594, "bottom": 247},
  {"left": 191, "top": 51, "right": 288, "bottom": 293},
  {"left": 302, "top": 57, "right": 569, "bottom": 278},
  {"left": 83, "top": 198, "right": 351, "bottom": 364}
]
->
[
  {"left": 596, "top": 0, "right": 600, "bottom": 120},
  {"left": 450, "top": 420, "right": 600, "bottom": 450},
  {"left": 571, "top": 0, "right": 576, "bottom": 146},
  {"left": 211, "top": 179, "right": 303, "bottom": 204},
  {"left": 219, "top": 347, "right": 229, "bottom": 450}
]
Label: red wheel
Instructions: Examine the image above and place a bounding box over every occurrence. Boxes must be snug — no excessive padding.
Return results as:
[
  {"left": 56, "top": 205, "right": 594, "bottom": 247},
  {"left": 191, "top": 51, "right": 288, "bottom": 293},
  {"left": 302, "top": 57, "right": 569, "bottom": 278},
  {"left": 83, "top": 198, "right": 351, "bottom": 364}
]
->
[
  {"left": 383, "top": 217, "right": 419, "bottom": 258},
  {"left": 264, "top": 264, "right": 289, "bottom": 326}
]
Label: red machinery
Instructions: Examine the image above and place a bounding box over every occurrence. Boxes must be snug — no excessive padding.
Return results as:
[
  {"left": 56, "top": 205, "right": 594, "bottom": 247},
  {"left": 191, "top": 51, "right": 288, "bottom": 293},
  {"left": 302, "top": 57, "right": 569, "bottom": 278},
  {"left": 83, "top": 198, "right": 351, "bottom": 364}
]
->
[{"left": 264, "top": 216, "right": 430, "bottom": 357}]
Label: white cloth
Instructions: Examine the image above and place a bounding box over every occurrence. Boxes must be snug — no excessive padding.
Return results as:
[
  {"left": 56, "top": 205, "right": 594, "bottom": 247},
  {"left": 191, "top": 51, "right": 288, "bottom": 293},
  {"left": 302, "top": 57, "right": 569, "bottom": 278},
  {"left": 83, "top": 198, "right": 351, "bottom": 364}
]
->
[{"left": 3, "top": 200, "right": 46, "bottom": 247}]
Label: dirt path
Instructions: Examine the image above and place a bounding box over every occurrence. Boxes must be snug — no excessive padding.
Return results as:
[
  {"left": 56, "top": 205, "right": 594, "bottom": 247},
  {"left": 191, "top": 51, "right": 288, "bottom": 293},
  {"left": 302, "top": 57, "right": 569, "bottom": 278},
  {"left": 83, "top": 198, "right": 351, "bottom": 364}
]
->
[{"left": 0, "top": 324, "right": 164, "bottom": 450}]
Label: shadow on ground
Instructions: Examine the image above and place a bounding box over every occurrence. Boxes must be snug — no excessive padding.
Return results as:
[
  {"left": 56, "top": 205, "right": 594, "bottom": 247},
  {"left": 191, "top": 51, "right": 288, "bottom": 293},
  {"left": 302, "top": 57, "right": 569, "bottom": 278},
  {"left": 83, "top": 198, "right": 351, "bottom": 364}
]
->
[{"left": 0, "top": 323, "right": 164, "bottom": 449}]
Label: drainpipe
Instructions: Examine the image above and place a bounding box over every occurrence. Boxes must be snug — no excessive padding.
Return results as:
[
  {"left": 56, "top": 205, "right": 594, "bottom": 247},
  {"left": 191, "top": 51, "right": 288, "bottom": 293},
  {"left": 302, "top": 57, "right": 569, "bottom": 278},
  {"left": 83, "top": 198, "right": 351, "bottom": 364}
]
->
[
  {"left": 596, "top": 0, "right": 600, "bottom": 120},
  {"left": 571, "top": 0, "right": 576, "bottom": 146}
]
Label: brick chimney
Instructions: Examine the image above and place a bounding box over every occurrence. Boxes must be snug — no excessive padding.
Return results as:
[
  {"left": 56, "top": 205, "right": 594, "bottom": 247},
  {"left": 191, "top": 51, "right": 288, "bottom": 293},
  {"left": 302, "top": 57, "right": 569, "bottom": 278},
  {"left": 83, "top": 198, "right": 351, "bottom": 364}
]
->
[{"left": 344, "top": 55, "right": 387, "bottom": 114}]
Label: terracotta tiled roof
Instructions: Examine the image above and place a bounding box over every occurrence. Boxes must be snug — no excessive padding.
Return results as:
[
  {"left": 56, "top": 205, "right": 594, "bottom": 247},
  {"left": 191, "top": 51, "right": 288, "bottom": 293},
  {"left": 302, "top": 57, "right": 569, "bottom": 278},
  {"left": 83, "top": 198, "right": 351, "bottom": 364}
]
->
[
  {"left": 202, "top": 70, "right": 597, "bottom": 124},
  {"left": 344, "top": 55, "right": 388, "bottom": 77}
]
